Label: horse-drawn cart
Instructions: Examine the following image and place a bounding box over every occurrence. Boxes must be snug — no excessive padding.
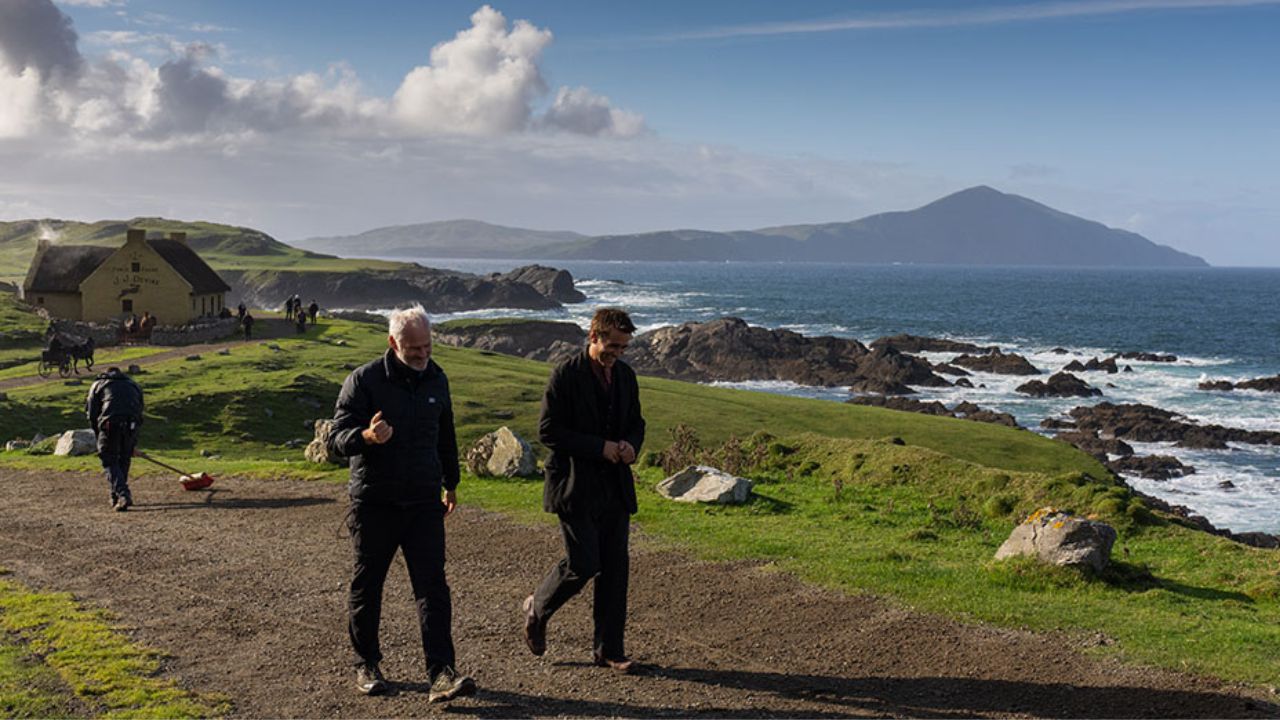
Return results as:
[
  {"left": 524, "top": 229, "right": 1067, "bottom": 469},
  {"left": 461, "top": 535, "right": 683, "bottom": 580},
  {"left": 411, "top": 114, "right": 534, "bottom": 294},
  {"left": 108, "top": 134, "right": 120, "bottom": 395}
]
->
[{"left": 38, "top": 338, "right": 95, "bottom": 378}]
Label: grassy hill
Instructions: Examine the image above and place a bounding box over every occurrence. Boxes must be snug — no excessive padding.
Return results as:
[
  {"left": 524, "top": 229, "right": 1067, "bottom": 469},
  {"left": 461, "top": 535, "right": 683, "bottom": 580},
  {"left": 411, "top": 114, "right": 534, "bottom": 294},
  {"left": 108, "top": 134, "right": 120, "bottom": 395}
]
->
[
  {"left": 1, "top": 298, "right": 1278, "bottom": 692},
  {"left": 0, "top": 218, "right": 409, "bottom": 285}
]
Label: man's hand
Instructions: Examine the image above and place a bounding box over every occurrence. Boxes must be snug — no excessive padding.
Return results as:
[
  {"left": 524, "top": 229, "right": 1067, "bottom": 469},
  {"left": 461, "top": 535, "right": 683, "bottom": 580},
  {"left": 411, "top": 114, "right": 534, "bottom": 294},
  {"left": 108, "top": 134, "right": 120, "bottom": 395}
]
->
[
  {"left": 443, "top": 489, "right": 458, "bottom": 516},
  {"left": 618, "top": 440, "right": 637, "bottom": 465},
  {"left": 602, "top": 440, "right": 622, "bottom": 463},
  {"left": 361, "top": 410, "right": 393, "bottom": 445}
]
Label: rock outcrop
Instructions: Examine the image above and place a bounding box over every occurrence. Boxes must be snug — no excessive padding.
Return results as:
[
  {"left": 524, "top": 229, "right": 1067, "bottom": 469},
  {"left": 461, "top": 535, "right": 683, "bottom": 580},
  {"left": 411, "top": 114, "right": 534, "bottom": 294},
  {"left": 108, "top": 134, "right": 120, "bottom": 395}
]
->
[
  {"left": 1015, "top": 372, "right": 1102, "bottom": 398},
  {"left": 656, "top": 465, "right": 753, "bottom": 504},
  {"left": 869, "top": 334, "right": 997, "bottom": 355},
  {"left": 994, "top": 508, "right": 1117, "bottom": 572},
  {"left": 434, "top": 320, "right": 585, "bottom": 364},
  {"left": 491, "top": 265, "right": 586, "bottom": 303},
  {"left": 848, "top": 396, "right": 1018, "bottom": 428},
  {"left": 951, "top": 350, "right": 1040, "bottom": 375},
  {"left": 625, "top": 318, "right": 870, "bottom": 386},
  {"left": 465, "top": 427, "right": 538, "bottom": 478},
  {"left": 1198, "top": 374, "right": 1280, "bottom": 393},
  {"left": 225, "top": 263, "right": 581, "bottom": 313},
  {"left": 1108, "top": 454, "right": 1195, "bottom": 481},
  {"left": 1118, "top": 351, "right": 1177, "bottom": 362},
  {"left": 1067, "top": 402, "right": 1280, "bottom": 450}
]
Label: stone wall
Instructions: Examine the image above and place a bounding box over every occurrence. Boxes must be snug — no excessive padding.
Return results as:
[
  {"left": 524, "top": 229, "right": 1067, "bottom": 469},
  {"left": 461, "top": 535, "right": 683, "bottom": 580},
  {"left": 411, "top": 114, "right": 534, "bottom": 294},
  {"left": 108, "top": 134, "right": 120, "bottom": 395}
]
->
[{"left": 151, "top": 317, "right": 240, "bottom": 346}]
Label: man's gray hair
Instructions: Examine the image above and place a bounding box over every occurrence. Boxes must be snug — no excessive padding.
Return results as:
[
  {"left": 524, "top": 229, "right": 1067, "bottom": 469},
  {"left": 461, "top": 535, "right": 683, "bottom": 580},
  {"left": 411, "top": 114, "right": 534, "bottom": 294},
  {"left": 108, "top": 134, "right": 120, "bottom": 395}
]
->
[{"left": 388, "top": 303, "right": 431, "bottom": 340}]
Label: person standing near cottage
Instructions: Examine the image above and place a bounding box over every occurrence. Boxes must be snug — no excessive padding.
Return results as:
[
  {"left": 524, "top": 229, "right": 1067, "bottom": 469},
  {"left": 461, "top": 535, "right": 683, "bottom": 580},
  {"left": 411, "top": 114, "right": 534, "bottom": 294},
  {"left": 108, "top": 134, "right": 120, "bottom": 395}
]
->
[
  {"left": 140, "top": 311, "right": 157, "bottom": 339},
  {"left": 308, "top": 300, "right": 320, "bottom": 326},
  {"left": 326, "top": 304, "right": 476, "bottom": 702},
  {"left": 237, "top": 302, "right": 246, "bottom": 321},
  {"left": 522, "top": 307, "right": 646, "bottom": 673},
  {"left": 86, "top": 367, "right": 144, "bottom": 512},
  {"left": 242, "top": 311, "right": 255, "bottom": 340}
]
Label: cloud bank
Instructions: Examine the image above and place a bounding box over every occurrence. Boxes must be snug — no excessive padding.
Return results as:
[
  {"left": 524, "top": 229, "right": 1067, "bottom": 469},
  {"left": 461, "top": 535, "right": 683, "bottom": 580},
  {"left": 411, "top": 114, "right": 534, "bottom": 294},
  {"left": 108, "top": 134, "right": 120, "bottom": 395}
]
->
[{"left": 0, "top": 1, "right": 644, "bottom": 143}]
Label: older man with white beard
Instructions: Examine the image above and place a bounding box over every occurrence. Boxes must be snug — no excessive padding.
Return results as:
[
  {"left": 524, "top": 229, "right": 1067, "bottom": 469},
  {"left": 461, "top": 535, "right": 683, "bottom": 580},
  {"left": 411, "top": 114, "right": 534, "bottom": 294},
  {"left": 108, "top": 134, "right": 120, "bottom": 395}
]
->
[{"left": 327, "top": 303, "right": 476, "bottom": 703}]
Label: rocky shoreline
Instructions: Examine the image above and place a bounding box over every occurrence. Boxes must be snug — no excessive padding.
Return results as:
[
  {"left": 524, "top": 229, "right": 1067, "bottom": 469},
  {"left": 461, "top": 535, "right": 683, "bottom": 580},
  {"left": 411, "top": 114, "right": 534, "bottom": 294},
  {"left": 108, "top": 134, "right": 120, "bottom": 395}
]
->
[
  {"left": 225, "top": 264, "right": 583, "bottom": 313},
  {"left": 427, "top": 315, "right": 1277, "bottom": 548}
]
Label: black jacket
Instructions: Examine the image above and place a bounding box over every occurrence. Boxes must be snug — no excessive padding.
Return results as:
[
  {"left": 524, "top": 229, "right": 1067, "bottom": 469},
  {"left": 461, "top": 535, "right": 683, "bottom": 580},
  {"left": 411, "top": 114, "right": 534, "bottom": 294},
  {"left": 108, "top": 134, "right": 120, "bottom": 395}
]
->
[
  {"left": 327, "top": 350, "right": 460, "bottom": 506},
  {"left": 539, "top": 350, "right": 645, "bottom": 515},
  {"left": 86, "top": 369, "right": 144, "bottom": 432}
]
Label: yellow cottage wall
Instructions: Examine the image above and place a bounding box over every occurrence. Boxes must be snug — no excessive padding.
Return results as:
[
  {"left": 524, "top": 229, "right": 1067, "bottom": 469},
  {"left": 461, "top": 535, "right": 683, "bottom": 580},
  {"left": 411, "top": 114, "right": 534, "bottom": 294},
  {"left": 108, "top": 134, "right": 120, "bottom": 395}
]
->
[
  {"left": 79, "top": 240, "right": 196, "bottom": 324},
  {"left": 26, "top": 292, "right": 81, "bottom": 319}
]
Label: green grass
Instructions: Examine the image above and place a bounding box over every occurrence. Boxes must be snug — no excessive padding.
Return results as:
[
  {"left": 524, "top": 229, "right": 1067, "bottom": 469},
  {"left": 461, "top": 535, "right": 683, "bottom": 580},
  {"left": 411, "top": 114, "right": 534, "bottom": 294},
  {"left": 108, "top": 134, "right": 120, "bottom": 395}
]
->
[
  {"left": 1, "top": 306, "right": 1278, "bottom": 691},
  {"left": 0, "top": 569, "right": 227, "bottom": 718}
]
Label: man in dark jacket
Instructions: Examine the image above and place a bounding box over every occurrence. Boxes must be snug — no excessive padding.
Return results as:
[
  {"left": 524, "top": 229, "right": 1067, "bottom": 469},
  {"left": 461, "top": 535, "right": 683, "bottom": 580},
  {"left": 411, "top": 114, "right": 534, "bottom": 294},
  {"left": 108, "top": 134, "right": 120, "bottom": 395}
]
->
[
  {"left": 326, "top": 304, "right": 476, "bottom": 703},
  {"left": 86, "top": 367, "right": 144, "bottom": 512},
  {"left": 522, "top": 308, "right": 645, "bottom": 673}
]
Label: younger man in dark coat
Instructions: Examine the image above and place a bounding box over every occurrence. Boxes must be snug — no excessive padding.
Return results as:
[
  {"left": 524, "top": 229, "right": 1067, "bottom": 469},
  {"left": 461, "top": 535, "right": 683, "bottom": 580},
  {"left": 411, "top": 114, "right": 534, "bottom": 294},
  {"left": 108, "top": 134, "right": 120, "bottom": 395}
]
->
[
  {"left": 522, "top": 308, "right": 645, "bottom": 672},
  {"left": 86, "top": 367, "right": 144, "bottom": 511}
]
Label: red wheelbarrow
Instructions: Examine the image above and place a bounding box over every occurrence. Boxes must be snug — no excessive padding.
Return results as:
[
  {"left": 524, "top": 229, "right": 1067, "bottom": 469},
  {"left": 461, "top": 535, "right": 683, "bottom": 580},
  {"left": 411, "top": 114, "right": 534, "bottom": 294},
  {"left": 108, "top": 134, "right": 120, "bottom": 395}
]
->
[{"left": 136, "top": 451, "right": 216, "bottom": 491}]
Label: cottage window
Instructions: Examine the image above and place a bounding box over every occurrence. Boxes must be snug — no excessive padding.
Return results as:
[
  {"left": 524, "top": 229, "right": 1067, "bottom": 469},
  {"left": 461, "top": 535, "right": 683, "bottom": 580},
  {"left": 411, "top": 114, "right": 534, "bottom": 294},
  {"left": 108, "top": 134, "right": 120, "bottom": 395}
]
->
[
  {"left": 131, "top": 262, "right": 140, "bottom": 272},
  {"left": 202, "top": 297, "right": 207, "bottom": 315}
]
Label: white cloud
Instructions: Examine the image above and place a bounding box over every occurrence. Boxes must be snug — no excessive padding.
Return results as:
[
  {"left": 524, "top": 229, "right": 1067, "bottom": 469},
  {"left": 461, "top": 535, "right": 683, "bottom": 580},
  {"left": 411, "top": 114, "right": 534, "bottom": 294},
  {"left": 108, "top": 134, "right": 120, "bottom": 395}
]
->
[
  {"left": 57, "top": 0, "right": 124, "bottom": 6},
  {"left": 540, "top": 86, "right": 646, "bottom": 138},
  {"left": 392, "top": 5, "right": 551, "bottom": 135},
  {"left": 1, "top": 1, "right": 642, "bottom": 145}
]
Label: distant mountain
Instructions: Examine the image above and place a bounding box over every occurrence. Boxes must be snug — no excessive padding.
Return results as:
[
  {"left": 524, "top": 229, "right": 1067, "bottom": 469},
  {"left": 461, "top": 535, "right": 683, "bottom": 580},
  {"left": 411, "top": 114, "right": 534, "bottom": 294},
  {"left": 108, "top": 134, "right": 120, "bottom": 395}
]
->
[
  {"left": 302, "top": 187, "right": 1206, "bottom": 267},
  {"left": 534, "top": 186, "right": 1207, "bottom": 267},
  {"left": 297, "top": 219, "right": 587, "bottom": 258}
]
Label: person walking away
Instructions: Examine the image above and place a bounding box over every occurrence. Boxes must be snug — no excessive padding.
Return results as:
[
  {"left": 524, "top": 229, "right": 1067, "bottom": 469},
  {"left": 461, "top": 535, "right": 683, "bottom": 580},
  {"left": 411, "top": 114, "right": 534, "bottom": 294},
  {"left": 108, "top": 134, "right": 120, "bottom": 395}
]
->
[
  {"left": 87, "top": 367, "right": 144, "bottom": 511},
  {"left": 284, "top": 297, "right": 294, "bottom": 320},
  {"left": 237, "top": 302, "right": 246, "bottom": 321},
  {"left": 242, "top": 312, "right": 254, "bottom": 340},
  {"left": 522, "top": 308, "right": 645, "bottom": 673},
  {"left": 295, "top": 309, "right": 307, "bottom": 334},
  {"left": 326, "top": 303, "right": 477, "bottom": 702},
  {"left": 308, "top": 300, "right": 319, "bottom": 325}
]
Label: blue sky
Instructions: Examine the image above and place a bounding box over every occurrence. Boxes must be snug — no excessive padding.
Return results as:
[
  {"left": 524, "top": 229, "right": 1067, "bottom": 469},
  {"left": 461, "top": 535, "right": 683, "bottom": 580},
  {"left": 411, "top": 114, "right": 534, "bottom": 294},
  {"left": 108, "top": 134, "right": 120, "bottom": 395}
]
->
[{"left": 2, "top": 0, "right": 1277, "bottom": 264}]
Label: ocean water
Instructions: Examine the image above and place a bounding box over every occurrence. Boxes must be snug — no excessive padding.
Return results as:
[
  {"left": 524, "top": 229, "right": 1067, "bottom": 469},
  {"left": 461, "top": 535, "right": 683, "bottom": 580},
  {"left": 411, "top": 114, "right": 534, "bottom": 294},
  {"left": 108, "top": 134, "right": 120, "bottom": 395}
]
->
[{"left": 393, "top": 259, "right": 1280, "bottom": 534}]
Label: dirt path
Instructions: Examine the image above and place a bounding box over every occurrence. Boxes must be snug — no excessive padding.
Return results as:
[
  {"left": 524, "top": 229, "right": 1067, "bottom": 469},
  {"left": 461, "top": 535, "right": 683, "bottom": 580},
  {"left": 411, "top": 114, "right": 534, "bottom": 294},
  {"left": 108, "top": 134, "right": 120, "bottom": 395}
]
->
[
  {"left": 0, "top": 318, "right": 309, "bottom": 391},
  {"left": 0, "top": 467, "right": 1273, "bottom": 718}
]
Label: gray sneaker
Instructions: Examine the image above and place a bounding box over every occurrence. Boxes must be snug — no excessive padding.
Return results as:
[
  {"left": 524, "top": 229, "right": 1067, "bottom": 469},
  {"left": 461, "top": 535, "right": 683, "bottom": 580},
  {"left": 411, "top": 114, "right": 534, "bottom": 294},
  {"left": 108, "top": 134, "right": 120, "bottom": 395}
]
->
[
  {"left": 113, "top": 494, "right": 130, "bottom": 512},
  {"left": 355, "top": 663, "right": 388, "bottom": 695},
  {"left": 428, "top": 666, "right": 476, "bottom": 703}
]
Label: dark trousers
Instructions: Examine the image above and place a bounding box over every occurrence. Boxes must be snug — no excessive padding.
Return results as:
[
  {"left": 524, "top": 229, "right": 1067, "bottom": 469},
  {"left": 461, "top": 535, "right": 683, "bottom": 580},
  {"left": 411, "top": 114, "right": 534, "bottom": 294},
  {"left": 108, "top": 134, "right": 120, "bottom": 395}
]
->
[
  {"left": 532, "top": 508, "right": 630, "bottom": 660},
  {"left": 96, "top": 419, "right": 138, "bottom": 499},
  {"left": 348, "top": 502, "right": 455, "bottom": 672}
]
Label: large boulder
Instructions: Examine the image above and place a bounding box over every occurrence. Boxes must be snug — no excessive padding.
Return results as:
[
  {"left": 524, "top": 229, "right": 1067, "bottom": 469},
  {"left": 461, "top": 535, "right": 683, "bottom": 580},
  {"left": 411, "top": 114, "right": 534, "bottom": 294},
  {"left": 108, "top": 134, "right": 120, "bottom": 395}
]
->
[
  {"left": 54, "top": 429, "right": 96, "bottom": 456},
  {"left": 1016, "top": 372, "right": 1102, "bottom": 398},
  {"left": 951, "top": 350, "right": 1040, "bottom": 375},
  {"left": 657, "top": 465, "right": 753, "bottom": 505},
  {"left": 493, "top": 265, "right": 587, "bottom": 304},
  {"left": 995, "top": 508, "right": 1117, "bottom": 572},
  {"left": 304, "top": 419, "right": 347, "bottom": 466},
  {"left": 1108, "top": 454, "right": 1195, "bottom": 481},
  {"left": 626, "top": 317, "right": 870, "bottom": 386},
  {"left": 1236, "top": 374, "right": 1280, "bottom": 392},
  {"left": 465, "top": 426, "right": 538, "bottom": 477}
]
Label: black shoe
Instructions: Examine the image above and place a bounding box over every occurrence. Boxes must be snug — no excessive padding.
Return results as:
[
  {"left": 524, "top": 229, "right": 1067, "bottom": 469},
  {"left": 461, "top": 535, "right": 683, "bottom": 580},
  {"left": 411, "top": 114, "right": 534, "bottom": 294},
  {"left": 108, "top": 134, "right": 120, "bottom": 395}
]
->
[
  {"left": 113, "top": 495, "right": 130, "bottom": 512},
  {"left": 428, "top": 666, "right": 476, "bottom": 703},
  {"left": 355, "top": 663, "right": 388, "bottom": 696},
  {"left": 594, "top": 654, "right": 636, "bottom": 674},
  {"left": 522, "top": 595, "right": 545, "bottom": 656},
  {"left": 109, "top": 493, "right": 118, "bottom": 509}
]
